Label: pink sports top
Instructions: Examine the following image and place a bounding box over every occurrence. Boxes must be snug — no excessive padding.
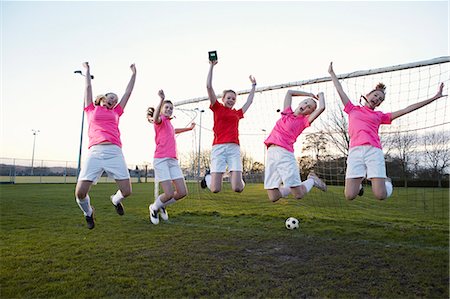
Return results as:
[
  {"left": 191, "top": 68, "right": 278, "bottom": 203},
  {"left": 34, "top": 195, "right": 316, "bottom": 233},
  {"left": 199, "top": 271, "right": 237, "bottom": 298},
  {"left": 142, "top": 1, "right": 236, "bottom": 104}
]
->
[
  {"left": 85, "top": 103, "right": 123, "bottom": 148},
  {"left": 344, "top": 101, "right": 392, "bottom": 149},
  {"left": 264, "top": 107, "right": 310, "bottom": 153}
]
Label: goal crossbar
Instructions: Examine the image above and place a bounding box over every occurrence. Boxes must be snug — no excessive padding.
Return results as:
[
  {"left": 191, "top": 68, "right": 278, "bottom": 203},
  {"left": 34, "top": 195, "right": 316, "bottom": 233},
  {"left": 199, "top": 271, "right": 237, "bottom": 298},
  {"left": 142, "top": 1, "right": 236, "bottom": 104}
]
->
[{"left": 174, "top": 56, "right": 450, "bottom": 107}]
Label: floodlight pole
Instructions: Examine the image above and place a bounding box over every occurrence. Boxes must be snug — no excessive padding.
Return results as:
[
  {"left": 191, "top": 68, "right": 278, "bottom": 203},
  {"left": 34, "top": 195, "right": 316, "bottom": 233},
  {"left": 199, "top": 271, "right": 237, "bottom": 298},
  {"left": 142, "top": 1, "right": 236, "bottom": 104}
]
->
[
  {"left": 31, "top": 129, "right": 40, "bottom": 175},
  {"left": 195, "top": 108, "right": 205, "bottom": 180},
  {"left": 77, "top": 102, "right": 85, "bottom": 179},
  {"left": 74, "top": 70, "right": 93, "bottom": 179}
]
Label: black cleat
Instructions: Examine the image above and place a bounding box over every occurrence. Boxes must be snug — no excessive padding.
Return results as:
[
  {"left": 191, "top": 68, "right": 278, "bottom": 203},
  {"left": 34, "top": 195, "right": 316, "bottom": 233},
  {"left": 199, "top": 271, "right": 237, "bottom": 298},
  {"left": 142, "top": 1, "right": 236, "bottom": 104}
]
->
[
  {"left": 110, "top": 195, "right": 124, "bottom": 216},
  {"left": 358, "top": 186, "right": 364, "bottom": 196},
  {"left": 85, "top": 207, "right": 95, "bottom": 229},
  {"left": 113, "top": 202, "right": 125, "bottom": 216},
  {"left": 200, "top": 178, "right": 207, "bottom": 189},
  {"left": 200, "top": 169, "right": 210, "bottom": 189}
]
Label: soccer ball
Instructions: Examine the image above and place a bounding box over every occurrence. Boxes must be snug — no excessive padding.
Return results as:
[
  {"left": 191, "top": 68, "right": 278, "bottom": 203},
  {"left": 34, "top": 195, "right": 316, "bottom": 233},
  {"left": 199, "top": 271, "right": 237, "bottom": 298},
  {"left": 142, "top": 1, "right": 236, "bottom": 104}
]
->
[{"left": 285, "top": 217, "right": 299, "bottom": 230}]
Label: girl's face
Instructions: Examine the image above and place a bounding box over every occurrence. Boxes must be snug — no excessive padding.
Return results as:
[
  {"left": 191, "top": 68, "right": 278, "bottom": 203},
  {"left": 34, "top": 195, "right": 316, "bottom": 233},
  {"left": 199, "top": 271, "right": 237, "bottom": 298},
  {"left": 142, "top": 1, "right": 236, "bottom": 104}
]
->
[
  {"left": 364, "top": 90, "right": 385, "bottom": 109},
  {"left": 101, "top": 93, "right": 119, "bottom": 109},
  {"left": 294, "top": 98, "right": 317, "bottom": 116},
  {"left": 222, "top": 91, "right": 237, "bottom": 108},
  {"left": 161, "top": 102, "right": 173, "bottom": 117}
]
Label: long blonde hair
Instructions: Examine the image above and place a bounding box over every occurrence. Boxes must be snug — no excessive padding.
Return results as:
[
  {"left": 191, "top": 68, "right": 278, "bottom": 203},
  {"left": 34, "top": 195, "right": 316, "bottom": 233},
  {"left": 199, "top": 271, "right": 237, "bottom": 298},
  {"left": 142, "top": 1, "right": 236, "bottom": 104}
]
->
[{"left": 94, "top": 94, "right": 106, "bottom": 106}]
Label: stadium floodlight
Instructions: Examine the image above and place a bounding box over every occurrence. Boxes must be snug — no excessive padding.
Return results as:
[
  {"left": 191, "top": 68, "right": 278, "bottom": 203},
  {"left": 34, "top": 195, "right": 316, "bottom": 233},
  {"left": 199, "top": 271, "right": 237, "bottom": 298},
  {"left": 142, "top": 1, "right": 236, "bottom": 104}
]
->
[
  {"left": 74, "top": 69, "right": 94, "bottom": 178},
  {"left": 31, "top": 129, "right": 40, "bottom": 176}
]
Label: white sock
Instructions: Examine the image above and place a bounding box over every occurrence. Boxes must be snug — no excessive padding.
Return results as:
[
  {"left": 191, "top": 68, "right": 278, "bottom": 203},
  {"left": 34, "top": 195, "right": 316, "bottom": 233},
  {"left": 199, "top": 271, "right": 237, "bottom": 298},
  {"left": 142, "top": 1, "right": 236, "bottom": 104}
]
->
[
  {"left": 163, "top": 198, "right": 177, "bottom": 207},
  {"left": 385, "top": 180, "right": 393, "bottom": 198},
  {"left": 301, "top": 179, "right": 314, "bottom": 193},
  {"left": 359, "top": 184, "right": 363, "bottom": 191},
  {"left": 111, "top": 190, "right": 124, "bottom": 205},
  {"left": 76, "top": 195, "right": 93, "bottom": 217},
  {"left": 205, "top": 174, "right": 212, "bottom": 190},
  {"left": 279, "top": 186, "right": 291, "bottom": 198},
  {"left": 152, "top": 194, "right": 165, "bottom": 210}
]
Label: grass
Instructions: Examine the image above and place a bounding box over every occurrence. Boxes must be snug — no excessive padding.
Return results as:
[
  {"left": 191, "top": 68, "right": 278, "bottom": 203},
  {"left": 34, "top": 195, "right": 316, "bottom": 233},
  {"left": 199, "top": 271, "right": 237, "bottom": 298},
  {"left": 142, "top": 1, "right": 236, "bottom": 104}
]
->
[{"left": 0, "top": 183, "right": 448, "bottom": 298}]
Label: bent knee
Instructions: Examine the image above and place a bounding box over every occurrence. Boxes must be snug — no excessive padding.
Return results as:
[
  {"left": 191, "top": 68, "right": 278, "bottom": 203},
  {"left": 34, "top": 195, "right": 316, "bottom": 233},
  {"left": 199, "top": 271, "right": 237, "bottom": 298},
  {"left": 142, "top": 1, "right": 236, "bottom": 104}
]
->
[
  {"left": 122, "top": 190, "right": 132, "bottom": 197},
  {"left": 373, "top": 192, "right": 387, "bottom": 200},
  {"left": 75, "top": 191, "right": 87, "bottom": 199}
]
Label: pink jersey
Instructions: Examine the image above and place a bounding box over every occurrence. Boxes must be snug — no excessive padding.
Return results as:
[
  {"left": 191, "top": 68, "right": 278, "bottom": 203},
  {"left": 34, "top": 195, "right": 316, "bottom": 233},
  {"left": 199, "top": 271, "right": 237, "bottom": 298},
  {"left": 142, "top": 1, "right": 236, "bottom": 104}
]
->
[
  {"left": 85, "top": 103, "right": 124, "bottom": 148},
  {"left": 344, "top": 101, "right": 392, "bottom": 149},
  {"left": 154, "top": 115, "right": 177, "bottom": 159},
  {"left": 264, "top": 107, "right": 310, "bottom": 153}
]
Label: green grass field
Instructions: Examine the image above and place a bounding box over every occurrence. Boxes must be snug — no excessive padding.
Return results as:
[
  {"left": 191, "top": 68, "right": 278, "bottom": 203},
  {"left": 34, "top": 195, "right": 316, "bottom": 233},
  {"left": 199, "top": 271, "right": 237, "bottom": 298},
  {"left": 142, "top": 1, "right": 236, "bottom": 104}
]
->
[{"left": 0, "top": 183, "right": 448, "bottom": 298}]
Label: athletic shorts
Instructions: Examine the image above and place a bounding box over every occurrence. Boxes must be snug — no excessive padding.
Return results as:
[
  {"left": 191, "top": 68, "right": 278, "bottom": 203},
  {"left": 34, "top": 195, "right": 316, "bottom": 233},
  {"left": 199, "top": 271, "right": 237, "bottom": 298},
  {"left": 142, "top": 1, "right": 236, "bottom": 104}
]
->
[
  {"left": 78, "top": 144, "right": 130, "bottom": 183},
  {"left": 264, "top": 145, "right": 301, "bottom": 189},
  {"left": 154, "top": 157, "right": 184, "bottom": 182},
  {"left": 346, "top": 145, "right": 387, "bottom": 179},
  {"left": 210, "top": 143, "right": 242, "bottom": 173}
]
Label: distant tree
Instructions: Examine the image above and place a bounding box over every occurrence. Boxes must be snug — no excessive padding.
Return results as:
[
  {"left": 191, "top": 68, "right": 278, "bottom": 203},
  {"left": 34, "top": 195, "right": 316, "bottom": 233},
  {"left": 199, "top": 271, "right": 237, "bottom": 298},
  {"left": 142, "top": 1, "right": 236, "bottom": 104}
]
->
[
  {"left": 384, "top": 132, "right": 417, "bottom": 187},
  {"left": 250, "top": 161, "right": 264, "bottom": 173},
  {"left": 423, "top": 131, "right": 450, "bottom": 187},
  {"left": 321, "top": 108, "right": 349, "bottom": 157},
  {"left": 302, "top": 131, "right": 329, "bottom": 161},
  {"left": 241, "top": 151, "right": 255, "bottom": 173}
]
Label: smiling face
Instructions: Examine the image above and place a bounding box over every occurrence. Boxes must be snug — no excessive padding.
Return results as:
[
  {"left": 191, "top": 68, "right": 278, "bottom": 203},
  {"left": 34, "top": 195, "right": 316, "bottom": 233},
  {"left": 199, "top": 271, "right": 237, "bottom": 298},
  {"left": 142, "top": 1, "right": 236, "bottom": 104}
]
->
[
  {"left": 294, "top": 98, "right": 317, "bottom": 116},
  {"left": 364, "top": 90, "right": 385, "bottom": 109},
  {"left": 222, "top": 90, "right": 237, "bottom": 108},
  {"left": 100, "top": 93, "right": 119, "bottom": 109},
  {"left": 161, "top": 101, "right": 174, "bottom": 117}
]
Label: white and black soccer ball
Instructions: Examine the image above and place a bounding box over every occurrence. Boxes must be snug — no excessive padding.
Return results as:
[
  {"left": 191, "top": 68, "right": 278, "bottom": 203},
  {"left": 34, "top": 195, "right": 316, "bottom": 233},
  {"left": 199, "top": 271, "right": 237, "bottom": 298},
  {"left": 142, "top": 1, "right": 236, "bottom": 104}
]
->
[{"left": 285, "top": 217, "right": 299, "bottom": 230}]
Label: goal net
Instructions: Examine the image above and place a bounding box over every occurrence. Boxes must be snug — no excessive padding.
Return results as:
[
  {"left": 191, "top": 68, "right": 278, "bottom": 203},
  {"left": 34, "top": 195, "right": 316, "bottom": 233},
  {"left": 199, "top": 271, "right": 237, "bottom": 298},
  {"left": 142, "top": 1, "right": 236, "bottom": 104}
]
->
[{"left": 170, "top": 56, "right": 449, "bottom": 220}]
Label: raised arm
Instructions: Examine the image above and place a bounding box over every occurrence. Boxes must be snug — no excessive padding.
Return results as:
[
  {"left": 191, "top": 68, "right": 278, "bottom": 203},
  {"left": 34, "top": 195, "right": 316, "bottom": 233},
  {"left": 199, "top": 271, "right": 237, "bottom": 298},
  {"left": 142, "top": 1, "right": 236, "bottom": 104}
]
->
[
  {"left": 119, "top": 64, "right": 137, "bottom": 109},
  {"left": 241, "top": 75, "right": 257, "bottom": 113},
  {"left": 153, "top": 90, "right": 165, "bottom": 125},
  {"left": 328, "top": 62, "right": 351, "bottom": 106},
  {"left": 308, "top": 92, "right": 325, "bottom": 124},
  {"left": 83, "top": 62, "right": 93, "bottom": 107},
  {"left": 391, "top": 83, "right": 446, "bottom": 121},
  {"left": 175, "top": 122, "right": 196, "bottom": 134},
  {"left": 284, "top": 90, "right": 316, "bottom": 110},
  {"left": 206, "top": 60, "right": 218, "bottom": 106}
]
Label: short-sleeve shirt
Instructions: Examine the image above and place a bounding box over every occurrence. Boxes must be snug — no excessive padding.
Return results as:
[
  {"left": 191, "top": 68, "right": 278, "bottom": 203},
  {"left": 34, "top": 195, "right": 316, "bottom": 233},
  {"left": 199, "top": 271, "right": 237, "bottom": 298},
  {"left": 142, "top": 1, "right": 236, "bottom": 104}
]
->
[
  {"left": 344, "top": 101, "right": 392, "bottom": 149},
  {"left": 210, "top": 101, "right": 244, "bottom": 145},
  {"left": 85, "top": 103, "right": 123, "bottom": 148},
  {"left": 264, "top": 107, "right": 310, "bottom": 153},
  {"left": 154, "top": 115, "right": 177, "bottom": 159}
]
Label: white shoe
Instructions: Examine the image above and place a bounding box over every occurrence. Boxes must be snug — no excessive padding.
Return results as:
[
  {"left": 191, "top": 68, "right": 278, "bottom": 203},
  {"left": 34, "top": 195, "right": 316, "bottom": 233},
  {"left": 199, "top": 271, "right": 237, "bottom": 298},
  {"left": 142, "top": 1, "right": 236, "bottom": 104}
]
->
[
  {"left": 159, "top": 207, "right": 169, "bottom": 221},
  {"left": 149, "top": 204, "right": 159, "bottom": 225},
  {"left": 307, "top": 173, "right": 327, "bottom": 192}
]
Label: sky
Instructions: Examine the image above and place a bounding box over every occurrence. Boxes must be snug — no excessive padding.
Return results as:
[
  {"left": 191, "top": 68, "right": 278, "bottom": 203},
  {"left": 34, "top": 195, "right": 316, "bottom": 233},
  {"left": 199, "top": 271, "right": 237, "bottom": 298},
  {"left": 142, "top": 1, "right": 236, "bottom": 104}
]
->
[{"left": 1, "top": 0, "right": 449, "bottom": 167}]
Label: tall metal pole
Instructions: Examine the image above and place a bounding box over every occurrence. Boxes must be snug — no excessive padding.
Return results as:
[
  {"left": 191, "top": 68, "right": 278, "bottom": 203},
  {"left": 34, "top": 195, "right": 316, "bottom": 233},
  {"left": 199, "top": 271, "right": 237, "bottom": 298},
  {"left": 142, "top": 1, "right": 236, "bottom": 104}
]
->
[
  {"left": 196, "top": 109, "right": 204, "bottom": 180},
  {"left": 31, "top": 129, "right": 39, "bottom": 175},
  {"left": 74, "top": 70, "right": 93, "bottom": 179},
  {"left": 77, "top": 103, "right": 85, "bottom": 179}
]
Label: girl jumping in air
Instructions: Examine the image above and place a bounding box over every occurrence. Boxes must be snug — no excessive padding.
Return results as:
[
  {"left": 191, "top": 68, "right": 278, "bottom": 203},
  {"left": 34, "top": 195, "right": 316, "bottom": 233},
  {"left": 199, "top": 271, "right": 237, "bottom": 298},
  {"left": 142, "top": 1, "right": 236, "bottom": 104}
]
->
[
  {"left": 328, "top": 62, "right": 446, "bottom": 200},
  {"left": 201, "top": 59, "right": 257, "bottom": 193},
  {"left": 148, "top": 90, "right": 195, "bottom": 225},
  {"left": 264, "top": 90, "right": 327, "bottom": 202},
  {"left": 75, "top": 62, "right": 136, "bottom": 229}
]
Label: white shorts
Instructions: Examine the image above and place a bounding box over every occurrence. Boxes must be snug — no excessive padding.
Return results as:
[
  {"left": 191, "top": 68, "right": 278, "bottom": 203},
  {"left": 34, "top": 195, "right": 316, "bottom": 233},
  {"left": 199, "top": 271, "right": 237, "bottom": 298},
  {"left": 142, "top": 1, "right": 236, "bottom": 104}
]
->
[
  {"left": 154, "top": 158, "right": 184, "bottom": 182},
  {"left": 264, "top": 145, "right": 301, "bottom": 189},
  {"left": 78, "top": 144, "right": 130, "bottom": 183},
  {"left": 346, "top": 145, "right": 387, "bottom": 179},
  {"left": 210, "top": 143, "right": 242, "bottom": 173}
]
